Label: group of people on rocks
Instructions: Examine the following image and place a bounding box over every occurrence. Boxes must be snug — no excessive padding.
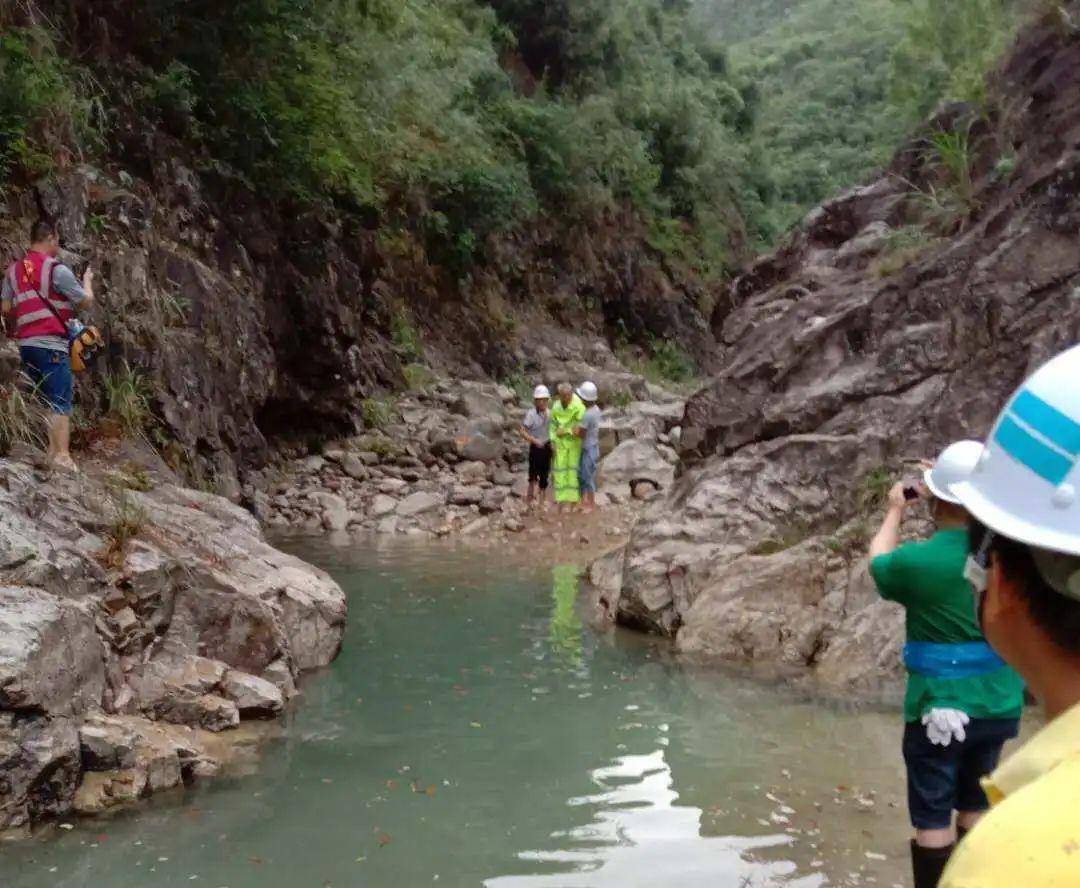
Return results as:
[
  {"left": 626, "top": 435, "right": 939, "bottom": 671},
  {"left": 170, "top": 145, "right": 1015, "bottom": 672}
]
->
[
  {"left": 866, "top": 343, "right": 1080, "bottom": 888},
  {"left": 519, "top": 381, "right": 602, "bottom": 513}
]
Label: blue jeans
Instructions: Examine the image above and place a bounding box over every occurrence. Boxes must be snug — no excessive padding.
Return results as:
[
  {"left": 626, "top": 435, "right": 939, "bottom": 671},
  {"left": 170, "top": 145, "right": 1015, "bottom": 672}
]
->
[
  {"left": 578, "top": 445, "right": 599, "bottom": 494},
  {"left": 902, "top": 717, "right": 1019, "bottom": 829},
  {"left": 20, "top": 346, "right": 73, "bottom": 415}
]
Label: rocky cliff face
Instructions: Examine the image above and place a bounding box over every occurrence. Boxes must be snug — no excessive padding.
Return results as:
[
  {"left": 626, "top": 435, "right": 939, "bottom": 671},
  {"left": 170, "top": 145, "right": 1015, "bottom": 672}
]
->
[
  {"left": 2, "top": 133, "right": 714, "bottom": 498},
  {"left": 607, "top": 9, "right": 1080, "bottom": 693},
  {"left": 0, "top": 441, "right": 346, "bottom": 830}
]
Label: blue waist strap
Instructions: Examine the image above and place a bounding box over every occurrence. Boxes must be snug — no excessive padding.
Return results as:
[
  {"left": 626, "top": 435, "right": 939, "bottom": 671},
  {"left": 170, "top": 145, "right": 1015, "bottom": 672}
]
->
[{"left": 903, "top": 641, "right": 1007, "bottom": 680}]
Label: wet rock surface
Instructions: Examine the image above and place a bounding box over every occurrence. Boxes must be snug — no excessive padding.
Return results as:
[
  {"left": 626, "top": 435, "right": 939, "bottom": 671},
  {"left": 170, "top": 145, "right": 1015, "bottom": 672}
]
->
[
  {"left": 0, "top": 453, "right": 345, "bottom": 830},
  {"left": 610, "top": 15, "right": 1080, "bottom": 692}
]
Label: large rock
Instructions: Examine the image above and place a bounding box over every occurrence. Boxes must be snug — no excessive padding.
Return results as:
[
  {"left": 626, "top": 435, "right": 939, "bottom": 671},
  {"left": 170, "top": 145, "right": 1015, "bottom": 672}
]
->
[
  {"left": 611, "top": 17, "right": 1080, "bottom": 692},
  {"left": 220, "top": 670, "right": 285, "bottom": 718},
  {"left": 0, "top": 455, "right": 346, "bottom": 821},
  {"left": 451, "top": 388, "right": 505, "bottom": 426},
  {"left": 450, "top": 486, "right": 484, "bottom": 507},
  {"left": 0, "top": 587, "right": 105, "bottom": 716},
  {"left": 0, "top": 714, "right": 81, "bottom": 830},
  {"left": 369, "top": 494, "right": 398, "bottom": 518},
  {"left": 311, "top": 492, "right": 350, "bottom": 532},
  {"left": 599, "top": 440, "right": 676, "bottom": 495},
  {"left": 397, "top": 491, "right": 445, "bottom": 517}
]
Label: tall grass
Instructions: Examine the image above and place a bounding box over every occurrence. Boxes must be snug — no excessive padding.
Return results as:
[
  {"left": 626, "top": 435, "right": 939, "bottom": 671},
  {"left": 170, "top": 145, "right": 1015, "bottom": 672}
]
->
[
  {"left": 103, "top": 364, "right": 155, "bottom": 439},
  {"left": 0, "top": 376, "right": 47, "bottom": 455}
]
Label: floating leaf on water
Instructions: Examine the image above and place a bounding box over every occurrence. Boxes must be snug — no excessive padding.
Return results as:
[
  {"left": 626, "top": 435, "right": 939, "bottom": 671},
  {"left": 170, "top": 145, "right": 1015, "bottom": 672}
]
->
[
  {"left": 386, "top": 779, "right": 397, "bottom": 790},
  {"left": 425, "top": 785, "right": 436, "bottom": 796},
  {"left": 865, "top": 851, "right": 887, "bottom": 861},
  {"left": 470, "top": 722, "right": 482, "bottom": 728},
  {"left": 377, "top": 833, "right": 392, "bottom": 847},
  {"left": 355, "top": 856, "right": 367, "bottom": 863}
]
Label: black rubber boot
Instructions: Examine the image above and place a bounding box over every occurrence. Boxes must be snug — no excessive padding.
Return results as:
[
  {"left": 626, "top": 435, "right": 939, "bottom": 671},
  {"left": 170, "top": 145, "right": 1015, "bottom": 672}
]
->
[{"left": 910, "top": 840, "right": 955, "bottom": 888}]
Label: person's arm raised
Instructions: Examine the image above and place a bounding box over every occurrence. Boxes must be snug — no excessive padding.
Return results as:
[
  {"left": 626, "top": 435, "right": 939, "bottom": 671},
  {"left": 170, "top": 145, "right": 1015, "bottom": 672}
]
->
[{"left": 868, "top": 482, "right": 911, "bottom": 560}]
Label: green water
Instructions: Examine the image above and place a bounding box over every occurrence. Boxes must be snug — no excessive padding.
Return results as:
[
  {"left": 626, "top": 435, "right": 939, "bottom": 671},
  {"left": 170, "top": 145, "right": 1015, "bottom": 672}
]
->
[{"left": 1, "top": 541, "right": 913, "bottom": 887}]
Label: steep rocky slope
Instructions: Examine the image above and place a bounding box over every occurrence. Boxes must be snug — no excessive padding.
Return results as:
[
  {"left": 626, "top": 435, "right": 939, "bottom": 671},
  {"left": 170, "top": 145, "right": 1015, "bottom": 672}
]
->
[{"left": 606, "top": 7, "right": 1080, "bottom": 693}]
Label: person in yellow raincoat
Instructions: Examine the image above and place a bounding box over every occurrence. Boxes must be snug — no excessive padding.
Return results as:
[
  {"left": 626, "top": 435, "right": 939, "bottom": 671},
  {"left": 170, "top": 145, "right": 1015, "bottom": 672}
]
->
[{"left": 549, "top": 383, "right": 585, "bottom": 508}]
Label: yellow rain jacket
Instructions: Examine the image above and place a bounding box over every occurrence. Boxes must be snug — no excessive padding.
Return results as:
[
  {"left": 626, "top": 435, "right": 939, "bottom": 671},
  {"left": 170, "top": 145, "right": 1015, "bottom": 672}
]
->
[
  {"left": 549, "top": 395, "right": 585, "bottom": 504},
  {"left": 941, "top": 699, "right": 1080, "bottom": 887}
]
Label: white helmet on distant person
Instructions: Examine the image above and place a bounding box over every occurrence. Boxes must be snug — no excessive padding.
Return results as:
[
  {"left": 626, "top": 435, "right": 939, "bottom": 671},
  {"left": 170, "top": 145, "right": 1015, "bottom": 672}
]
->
[
  {"left": 953, "top": 344, "right": 1080, "bottom": 562},
  {"left": 577, "top": 381, "right": 598, "bottom": 403},
  {"left": 924, "top": 440, "right": 984, "bottom": 504},
  {"left": 533, "top": 385, "right": 551, "bottom": 400}
]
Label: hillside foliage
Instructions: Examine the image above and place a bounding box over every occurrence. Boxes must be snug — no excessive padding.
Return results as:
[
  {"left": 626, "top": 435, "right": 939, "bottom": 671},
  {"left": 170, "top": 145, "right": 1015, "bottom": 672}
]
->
[{"left": 1, "top": 0, "right": 1032, "bottom": 271}]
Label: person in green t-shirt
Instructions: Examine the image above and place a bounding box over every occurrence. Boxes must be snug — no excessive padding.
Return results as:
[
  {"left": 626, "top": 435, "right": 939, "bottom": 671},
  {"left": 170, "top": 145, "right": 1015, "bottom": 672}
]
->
[{"left": 868, "top": 442, "right": 1025, "bottom": 888}]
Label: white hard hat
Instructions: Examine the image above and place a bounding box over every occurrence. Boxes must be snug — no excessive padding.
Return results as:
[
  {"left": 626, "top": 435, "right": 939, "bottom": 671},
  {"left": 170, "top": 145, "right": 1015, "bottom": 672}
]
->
[
  {"left": 953, "top": 344, "right": 1080, "bottom": 557},
  {"left": 577, "top": 381, "right": 598, "bottom": 402},
  {"left": 533, "top": 385, "right": 550, "bottom": 400},
  {"left": 924, "top": 440, "right": 984, "bottom": 504}
]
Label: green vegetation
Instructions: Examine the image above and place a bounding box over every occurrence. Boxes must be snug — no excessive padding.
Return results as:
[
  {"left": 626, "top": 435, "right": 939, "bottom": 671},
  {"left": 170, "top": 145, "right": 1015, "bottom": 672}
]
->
[
  {"left": 103, "top": 364, "right": 155, "bottom": 439},
  {"left": 3, "top": 0, "right": 1033, "bottom": 291},
  {"left": 360, "top": 397, "right": 396, "bottom": 430},
  {"left": 0, "top": 377, "right": 46, "bottom": 456},
  {"left": 391, "top": 310, "right": 423, "bottom": 363},
  {"left": 871, "top": 225, "right": 941, "bottom": 277},
  {"left": 694, "top": 0, "right": 1026, "bottom": 241},
  {"left": 103, "top": 486, "right": 148, "bottom": 564},
  {"left": 858, "top": 466, "right": 895, "bottom": 512},
  {"left": 0, "top": 16, "right": 98, "bottom": 187},
  {"left": 619, "top": 336, "right": 697, "bottom": 387},
  {"left": 402, "top": 363, "right": 436, "bottom": 391}
]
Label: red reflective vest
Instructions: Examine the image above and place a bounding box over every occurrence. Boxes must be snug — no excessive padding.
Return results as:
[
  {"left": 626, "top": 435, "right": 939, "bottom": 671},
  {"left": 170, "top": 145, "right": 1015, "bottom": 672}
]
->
[{"left": 5, "top": 251, "right": 71, "bottom": 341}]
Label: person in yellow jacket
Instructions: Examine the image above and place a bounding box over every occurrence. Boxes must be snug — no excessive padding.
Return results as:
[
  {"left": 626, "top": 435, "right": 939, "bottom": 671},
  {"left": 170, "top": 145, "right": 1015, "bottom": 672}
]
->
[
  {"left": 549, "top": 383, "right": 585, "bottom": 510},
  {"left": 940, "top": 343, "right": 1080, "bottom": 887}
]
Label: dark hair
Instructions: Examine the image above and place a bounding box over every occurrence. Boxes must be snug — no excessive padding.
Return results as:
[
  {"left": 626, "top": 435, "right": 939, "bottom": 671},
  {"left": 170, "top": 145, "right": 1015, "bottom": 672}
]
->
[
  {"left": 29, "top": 219, "right": 57, "bottom": 243},
  {"left": 969, "top": 516, "right": 1080, "bottom": 655}
]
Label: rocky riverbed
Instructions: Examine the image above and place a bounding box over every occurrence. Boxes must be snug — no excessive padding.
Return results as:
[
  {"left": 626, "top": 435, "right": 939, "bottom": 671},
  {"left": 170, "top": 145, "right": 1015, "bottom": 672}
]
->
[
  {"left": 0, "top": 443, "right": 346, "bottom": 833},
  {"left": 258, "top": 350, "right": 687, "bottom": 543}
]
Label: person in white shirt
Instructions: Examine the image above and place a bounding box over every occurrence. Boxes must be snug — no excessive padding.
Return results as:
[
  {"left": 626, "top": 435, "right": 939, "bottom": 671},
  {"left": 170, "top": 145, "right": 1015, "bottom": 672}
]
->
[{"left": 519, "top": 385, "right": 552, "bottom": 512}]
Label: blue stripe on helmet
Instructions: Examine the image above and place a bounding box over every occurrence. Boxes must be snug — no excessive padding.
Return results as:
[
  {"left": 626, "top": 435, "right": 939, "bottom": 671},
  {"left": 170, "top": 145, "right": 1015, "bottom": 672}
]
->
[
  {"left": 996, "top": 414, "right": 1075, "bottom": 485},
  {"left": 1010, "top": 389, "right": 1080, "bottom": 456}
]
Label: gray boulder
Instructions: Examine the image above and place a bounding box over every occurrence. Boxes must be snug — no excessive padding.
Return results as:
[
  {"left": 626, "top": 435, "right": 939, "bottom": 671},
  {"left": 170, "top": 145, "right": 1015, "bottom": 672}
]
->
[
  {"left": 221, "top": 670, "right": 285, "bottom": 718},
  {"left": 397, "top": 491, "right": 445, "bottom": 517},
  {"left": 0, "top": 714, "right": 80, "bottom": 830},
  {"left": 0, "top": 587, "right": 105, "bottom": 716},
  {"left": 599, "top": 440, "right": 676, "bottom": 494}
]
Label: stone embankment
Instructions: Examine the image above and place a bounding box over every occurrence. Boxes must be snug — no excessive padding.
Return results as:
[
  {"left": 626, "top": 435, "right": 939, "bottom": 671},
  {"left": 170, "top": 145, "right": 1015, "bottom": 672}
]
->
[{"left": 0, "top": 446, "right": 346, "bottom": 832}]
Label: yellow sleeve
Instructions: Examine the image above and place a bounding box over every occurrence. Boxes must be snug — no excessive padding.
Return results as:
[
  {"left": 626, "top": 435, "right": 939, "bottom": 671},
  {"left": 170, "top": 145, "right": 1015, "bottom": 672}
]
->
[{"left": 941, "top": 759, "right": 1080, "bottom": 887}]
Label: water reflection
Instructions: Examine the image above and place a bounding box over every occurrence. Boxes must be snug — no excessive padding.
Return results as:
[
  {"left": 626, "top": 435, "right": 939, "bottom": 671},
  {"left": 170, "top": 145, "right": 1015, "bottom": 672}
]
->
[
  {"left": 489, "top": 745, "right": 823, "bottom": 887},
  {"left": 549, "top": 564, "right": 584, "bottom": 668}
]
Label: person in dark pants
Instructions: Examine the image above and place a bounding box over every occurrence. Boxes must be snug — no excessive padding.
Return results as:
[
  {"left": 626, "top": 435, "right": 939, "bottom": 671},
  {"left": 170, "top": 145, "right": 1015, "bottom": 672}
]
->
[
  {"left": 868, "top": 441, "right": 1025, "bottom": 888},
  {"left": 1, "top": 219, "right": 94, "bottom": 471},
  {"left": 520, "top": 385, "right": 552, "bottom": 512}
]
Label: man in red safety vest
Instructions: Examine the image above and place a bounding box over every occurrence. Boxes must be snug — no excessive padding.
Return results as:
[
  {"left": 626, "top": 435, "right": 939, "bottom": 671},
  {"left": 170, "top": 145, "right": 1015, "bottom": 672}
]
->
[{"left": 1, "top": 219, "right": 94, "bottom": 471}]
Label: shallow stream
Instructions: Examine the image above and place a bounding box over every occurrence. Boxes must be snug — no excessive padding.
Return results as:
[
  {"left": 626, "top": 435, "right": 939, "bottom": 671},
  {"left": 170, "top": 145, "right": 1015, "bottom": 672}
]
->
[{"left": 3, "top": 540, "right": 915, "bottom": 887}]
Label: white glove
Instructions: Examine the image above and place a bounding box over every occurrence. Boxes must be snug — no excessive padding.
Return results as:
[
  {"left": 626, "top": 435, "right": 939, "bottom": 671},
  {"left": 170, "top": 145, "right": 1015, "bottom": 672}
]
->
[{"left": 922, "top": 708, "right": 970, "bottom": 746}]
